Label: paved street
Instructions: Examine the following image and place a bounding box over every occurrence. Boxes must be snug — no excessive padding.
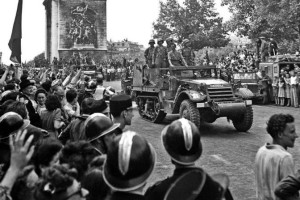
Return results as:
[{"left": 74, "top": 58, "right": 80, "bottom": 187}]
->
[{"left": 105, "top": 80, "right": 300, "bottom": 199}]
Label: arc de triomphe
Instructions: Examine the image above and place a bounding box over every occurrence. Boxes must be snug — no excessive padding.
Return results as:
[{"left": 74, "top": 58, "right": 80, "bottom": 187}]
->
[{"left": 43, "top": 0, "right": 107, "bottom": 62}]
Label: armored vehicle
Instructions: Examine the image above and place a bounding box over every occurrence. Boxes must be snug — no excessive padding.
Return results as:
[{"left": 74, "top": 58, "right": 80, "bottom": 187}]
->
[
  {"left": 232, "top": 72, "right": 263, "bottom": 102},
  {"left": 131, "top": 66, "right": 253, "bottom": 132},
  {"left": 81, "top": 65, "right": 99, "bottom": 80}
]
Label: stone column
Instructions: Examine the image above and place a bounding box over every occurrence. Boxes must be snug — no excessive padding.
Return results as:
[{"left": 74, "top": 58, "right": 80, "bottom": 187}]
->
[
  {"left": 51, "top": 0, "right": 59, "bottom": 61},
  {"left": 43, "top": 0, "right": 51, "bottom": 61}
]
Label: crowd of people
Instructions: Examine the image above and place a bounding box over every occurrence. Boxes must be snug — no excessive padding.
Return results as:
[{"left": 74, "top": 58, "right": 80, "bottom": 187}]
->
[{"left": 0, "top": 62, "right": 237, "bottom": 200}]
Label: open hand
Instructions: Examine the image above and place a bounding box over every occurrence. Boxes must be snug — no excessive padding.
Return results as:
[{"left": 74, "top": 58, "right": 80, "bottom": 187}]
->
[{"left": 9, "top": 130, "right": 35, "bottom": 170}]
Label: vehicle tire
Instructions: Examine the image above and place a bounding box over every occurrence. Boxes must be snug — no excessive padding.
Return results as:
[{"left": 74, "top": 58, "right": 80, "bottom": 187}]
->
[
  {"left": 179, "top": 100, "right": 200, "bottom": 128},
  {"left": 232, "top": 106, "right": 253, "bottom": 132},
  {"left": 236, "top": 88, "right": 254, "bottom": 99}
]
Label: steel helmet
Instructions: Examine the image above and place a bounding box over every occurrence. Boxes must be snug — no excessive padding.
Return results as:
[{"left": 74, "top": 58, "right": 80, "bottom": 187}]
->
[
  {"left": 161, "top": 118, "right": 202, "bottom": 165},
  {"left": 148, "top": 39, "right": 155, "bottom": 44},
  {"left": 103, "top": 131, "right": 156, "bottom": 191},
  {"left": 157, "top": 38, "right": 164, "bottom": 43},
  {"left": 85, "top": 113, "right": 120, "bottom": 142},
  {"left": 182, "top": 39, "right": 190, "bottom": 46}
]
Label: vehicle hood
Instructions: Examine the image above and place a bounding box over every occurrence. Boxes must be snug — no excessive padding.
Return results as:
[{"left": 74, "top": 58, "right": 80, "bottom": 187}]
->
[{"left": 182, "top": 79, "right": 229, "bottom": 85}]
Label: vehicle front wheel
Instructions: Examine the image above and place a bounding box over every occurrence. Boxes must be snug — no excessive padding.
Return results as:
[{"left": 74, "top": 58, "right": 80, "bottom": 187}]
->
[
  {"left": 232, "top": 106, "right": 253, "bottom": 132},
  {"left": 179, "top": 100, "right": 200, "bottom": 128}
]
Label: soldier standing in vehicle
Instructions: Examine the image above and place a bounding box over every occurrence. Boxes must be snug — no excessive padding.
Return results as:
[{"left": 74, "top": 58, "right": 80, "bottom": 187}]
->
[
  {"left": 166, "top": 37, "right": 174, "bottom": 53},
  {"left": 144, "top": 39, "right": 156, "bottom": 68},
  {"left": 168, "top": 43, "right": 188, "bottom": 67},
  {"left": 181, "top": 39, "right": 195, "bottom": 66},
  {"left": 152, "top": 38, "right": 168, "bottom": 69}
]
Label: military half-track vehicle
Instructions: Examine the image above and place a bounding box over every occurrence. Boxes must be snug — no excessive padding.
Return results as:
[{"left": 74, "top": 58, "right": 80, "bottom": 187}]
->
[
  {"left": 232, "top": 72, "right": 263, "bottom": 103},
  {"left": 131, "top": 66, "right": 253, "bottom": 132}
]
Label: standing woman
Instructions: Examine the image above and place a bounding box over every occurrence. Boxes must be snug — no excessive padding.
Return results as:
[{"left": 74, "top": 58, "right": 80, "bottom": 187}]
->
[
  {"left": 272, "top": 76, "right": 279, "bottom": 105},
  {"left": 40, "top": 95, "right": 65, "bottom": 138},
  {"left": 284, "top": 73, "right": 291, "bottom": 107},
  {"left": 35, "top": 88, "right": 47, "bottom": 116},
  {"left": 278, "top": 77, "right": 286, "bottom": 106},
  {"left": 290, "top": 71, "right": 299, "bottom": 108}
]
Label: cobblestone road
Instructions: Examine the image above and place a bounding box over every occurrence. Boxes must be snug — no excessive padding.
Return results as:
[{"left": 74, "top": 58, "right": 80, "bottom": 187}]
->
[{"left": 105, "top": 80, "right": 300, "bottom": 200}]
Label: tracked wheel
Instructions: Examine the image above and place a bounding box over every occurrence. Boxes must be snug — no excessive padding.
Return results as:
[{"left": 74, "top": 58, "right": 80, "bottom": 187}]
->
[{"left": 136, "top": 95, "right": 166, "bottom": 123}]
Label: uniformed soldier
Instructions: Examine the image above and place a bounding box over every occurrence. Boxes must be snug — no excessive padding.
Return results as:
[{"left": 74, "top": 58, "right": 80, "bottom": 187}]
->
[
  {"left": 103, "top": 131, "right": 156, "bottom": 200},
  {"left": 109, "top": 94, "right": 134, "bottom": 135},
  {"left": 152, "top": 38, "right": 168, "bottom": 69},
  {"left": 85, "top": 113, "right": 120, "bottom": 155},
  {"left": 144, "top": 39, "right": 156, "bottom": 68},
  {"left": 166, "top": 37, "right": 174, "bottom": 53},
  {"left": 168, "top": 43, "right": 188, "bottom": 67},
  {"left": 181, "top": 39, "right": 195, "bottom": 66},
  {"left": 145, "top": 118, "right": 233, "bottom": 200},
  {"left": 259, "top": 37, "right": 269, "bottom": 62}
]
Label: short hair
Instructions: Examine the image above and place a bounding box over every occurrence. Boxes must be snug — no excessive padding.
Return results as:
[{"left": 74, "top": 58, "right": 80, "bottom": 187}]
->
[
  {"left": 45, "top": 95, "right": 61, "bottom": 111},
  {"left": 33, "top": 138, "right": 63, "bottom": 176},
  {"left": 81, "top": 98, "right": 94, "bottom": 114},
  {"left": 96, "top": 77, "right": 103, "bottom": 85},
  {"left": 59, "top": 141, "right": 98, "bottom": 181},
  {"left": 66, "top": 89, "right": 77, "bottom": 103},
  {"left": 4, "top": 101, "right": 28, "bottom": 119},
  {"left": 34, "top": 88, "right": 47, "bottom": 102},
  {"left": 266, "top": 114, "right": 294, "bottom": 139}
]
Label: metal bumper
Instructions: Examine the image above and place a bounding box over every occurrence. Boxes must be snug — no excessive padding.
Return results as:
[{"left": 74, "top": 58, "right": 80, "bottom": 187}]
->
[{"left": 196, "top": 100, "right": 252, "bottom": 117}]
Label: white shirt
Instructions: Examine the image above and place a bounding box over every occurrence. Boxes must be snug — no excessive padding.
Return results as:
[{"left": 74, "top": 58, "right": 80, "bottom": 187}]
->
[
  {"left": 255, "top": 144, "right": 295, "bottom": 200},
  {"left": 290, "top": 76, "right": 298, "bottom": 85},
  {"left": 94, "top": 85, "right": 105, "bottom": 100}
]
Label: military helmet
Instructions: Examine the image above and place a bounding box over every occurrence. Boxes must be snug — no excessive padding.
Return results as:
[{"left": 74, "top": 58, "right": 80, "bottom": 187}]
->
[
  {"left": 161, "top": 118, "right": 202, "bottom": 165},
  {"left": 148, "top": 39, "right": 155, "bottom": 44},
  {"left": 103, "top": 131, "right": 156, "bottom": 191},
  {"left": 182, "top": 39, "right": 190, "bottom": 46},
  {"left": 166, "top": 37, "right": 174, "bottom": 43},
  {"left": 157, "top": 38, "right": 164, "bottom": 43},
  {"left": 85, "top": 113, "right": 120, "bottom": 142}
]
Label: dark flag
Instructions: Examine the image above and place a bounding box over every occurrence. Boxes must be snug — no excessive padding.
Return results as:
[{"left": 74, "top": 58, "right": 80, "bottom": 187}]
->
[{"left": 8, "top": 0, "right": 23, "bottom": 64}]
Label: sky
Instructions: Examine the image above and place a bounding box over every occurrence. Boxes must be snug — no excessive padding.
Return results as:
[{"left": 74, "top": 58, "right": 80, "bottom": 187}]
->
[{"left": 0, "top": 0, "right": 230, "bottom": 64}]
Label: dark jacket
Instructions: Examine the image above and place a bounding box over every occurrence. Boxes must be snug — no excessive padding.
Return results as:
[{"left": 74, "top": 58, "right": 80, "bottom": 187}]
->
[
  {"left": 275, "top": 173, "right": 300, "bottom": 200},
  {"left": 109, "top": 192, "right": 145, "bottom": 200},
  {"left": 145, "top": 167, "right": 233, "bottom": 200},
  {"left": 58, "top": 115, "right": 88, "bottom": 144},
  {"left": 21, "top": 94, "right": 42, "bottom": 128}
]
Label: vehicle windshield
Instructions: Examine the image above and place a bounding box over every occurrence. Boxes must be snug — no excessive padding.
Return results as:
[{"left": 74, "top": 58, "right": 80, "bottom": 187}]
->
[
  {"left": 174, "top": 68, "right": 218, "bottom": 79},
  {"left": 82, "top": 65, "right": 96, "bottom": 71},
  {"left": 233, "top": 73, "right": 257, "bottom": 80}
]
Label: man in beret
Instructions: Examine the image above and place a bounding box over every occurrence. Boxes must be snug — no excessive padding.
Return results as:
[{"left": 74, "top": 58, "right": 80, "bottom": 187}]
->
[
  {"left": 152, "top": 38, "right": 168, "bottom": 70},
  {"left": 109, "top": 94, "right": 134, "bottom": 135}
]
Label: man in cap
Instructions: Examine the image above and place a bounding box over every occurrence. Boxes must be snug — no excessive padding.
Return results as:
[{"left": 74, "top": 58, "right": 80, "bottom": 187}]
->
[
  {"left": 152, "top": 38, "right": 168, "bottom": 70},
  {"left": 85, "top": 113, "right": 120, "bottom": 155},
  {"left": 145, "top": 118, "right": 233, "bottom": 200},
  {"left": 109, "top": 94, "right": 134, "bottom": 135},
  {"left": 19, "top": 76, "right": 42, "bottom": 128},
  {"left": 181, "top": 39, "right": 195, "bottom": 66},
  {"left": 103, "top": 131, "right": 156, "bottom": 200},
  {"left": 144, "top": 39, "right": 156, "bottom": 68}
]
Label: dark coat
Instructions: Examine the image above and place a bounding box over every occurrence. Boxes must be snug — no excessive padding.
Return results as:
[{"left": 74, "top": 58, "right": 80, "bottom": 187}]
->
[{"left": 145, "top": 167, "right": 233, "bottom": 200}]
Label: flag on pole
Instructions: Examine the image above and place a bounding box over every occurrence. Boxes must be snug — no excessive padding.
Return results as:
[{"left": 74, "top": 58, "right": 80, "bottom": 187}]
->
[{"left": 8, "top": 0, "right": 23, "bottom": 64}]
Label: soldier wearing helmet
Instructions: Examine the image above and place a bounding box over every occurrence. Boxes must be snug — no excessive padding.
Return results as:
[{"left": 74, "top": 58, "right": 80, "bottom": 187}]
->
[
  {"left": 152, "top": 38, "right": 168, "bottom": 70},
  {"left": 144, "top": 39, "right": 156, "bottom": 68},
  {"left": 103, "top": 131, "right": 156, "bottom": 199},
  {"left": 181, "top": 39, "right": 195, "bottom": 66},
  {"left": 145, "top": 118, "right": 233, "bottom": 200}
]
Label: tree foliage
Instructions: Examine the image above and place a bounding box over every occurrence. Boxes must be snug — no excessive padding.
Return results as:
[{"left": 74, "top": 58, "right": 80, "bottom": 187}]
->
[
  {"left": 223, "top": 0, "right": 300, "bottom": 42},
  {"left": 153, "top": 0, "right": 229, "bottom": 50}
]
